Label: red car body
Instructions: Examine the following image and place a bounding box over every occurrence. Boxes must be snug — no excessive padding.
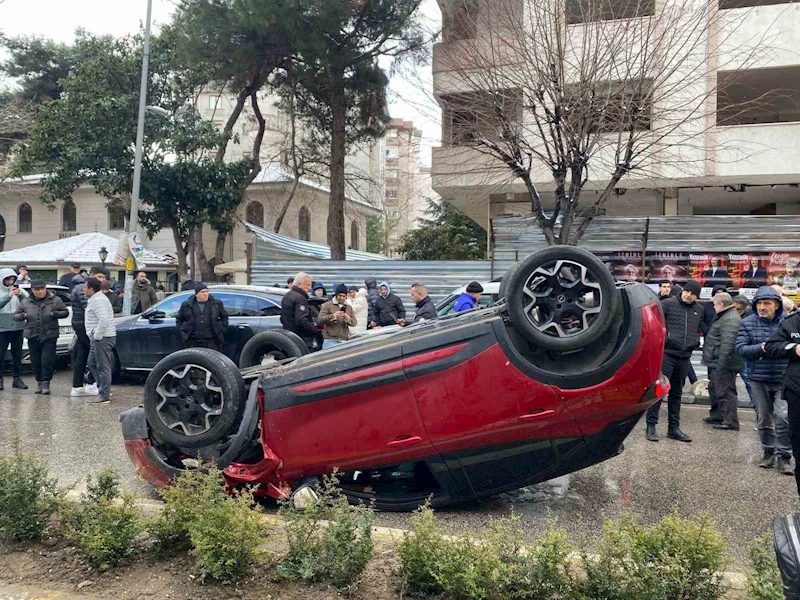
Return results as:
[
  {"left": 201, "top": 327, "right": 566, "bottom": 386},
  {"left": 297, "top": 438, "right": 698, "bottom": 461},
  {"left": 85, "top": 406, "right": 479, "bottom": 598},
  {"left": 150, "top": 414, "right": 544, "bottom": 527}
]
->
[{"left": 123, "top": 281, "right": 666, "bottom": 510}]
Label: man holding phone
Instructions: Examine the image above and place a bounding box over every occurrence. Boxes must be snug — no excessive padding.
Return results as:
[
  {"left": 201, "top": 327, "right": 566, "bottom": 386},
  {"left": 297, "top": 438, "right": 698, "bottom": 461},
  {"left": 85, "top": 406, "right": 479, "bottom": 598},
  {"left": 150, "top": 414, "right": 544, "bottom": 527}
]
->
[{"left": 317, "top": 284, "right": 356, "bottom": 349}]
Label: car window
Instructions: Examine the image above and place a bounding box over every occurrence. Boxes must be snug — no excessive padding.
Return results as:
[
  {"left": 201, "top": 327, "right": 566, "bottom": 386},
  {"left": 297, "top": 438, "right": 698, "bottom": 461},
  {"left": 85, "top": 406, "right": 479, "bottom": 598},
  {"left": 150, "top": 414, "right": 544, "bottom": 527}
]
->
[
  {"left": 53, "top": 290, "right": 71, "bottom": 305},
  {"left": 436, "top": 293, "right": 497, "bottom": 317},
  {"left": 153, "top": 293, "right": 190, "bottom": 318},
  {"left": 213, "top": 292, "right": 248, "bottom": 317},
  {"left": 244, "top": 295, "right": 281, "bottom": 317}
]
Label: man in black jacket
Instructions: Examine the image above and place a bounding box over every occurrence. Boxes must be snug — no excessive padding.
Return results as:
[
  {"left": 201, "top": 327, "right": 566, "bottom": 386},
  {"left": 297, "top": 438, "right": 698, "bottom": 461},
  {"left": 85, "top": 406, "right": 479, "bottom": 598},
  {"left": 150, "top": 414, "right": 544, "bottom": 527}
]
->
[
  {"left": 58, "top": 263, "right": 81, "bottom": 288},
  {"left": 410, "top": 283, "right": 437, "bottom": 324},
  {"left": 373, "top": 281, "right": 406, "bottom": 327},
  {"left": 645, "top": 279, "right": 704, "bottom": 443},
  {"left": 175, "top": 283, "right": 229, "bottom": 351},
  {"left": 765, "top": 310, "right": 800, "bottom": 495},
  {"left": 281, "top": 272, "right": 318, "bottom": 351}
]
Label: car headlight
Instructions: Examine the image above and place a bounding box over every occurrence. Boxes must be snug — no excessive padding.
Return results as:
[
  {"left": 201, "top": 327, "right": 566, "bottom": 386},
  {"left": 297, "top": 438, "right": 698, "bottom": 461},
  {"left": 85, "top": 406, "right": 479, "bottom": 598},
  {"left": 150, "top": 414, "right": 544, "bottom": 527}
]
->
[{"left": 59, "top": 325, "right": 73, "bottom": 335}]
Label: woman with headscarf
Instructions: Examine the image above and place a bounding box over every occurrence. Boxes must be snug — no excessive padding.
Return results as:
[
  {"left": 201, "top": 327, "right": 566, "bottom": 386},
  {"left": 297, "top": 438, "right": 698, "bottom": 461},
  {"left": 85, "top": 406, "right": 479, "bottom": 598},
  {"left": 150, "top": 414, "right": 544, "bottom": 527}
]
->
[{"left": 0, "top": 268, "right": 28, "bottom": 390}]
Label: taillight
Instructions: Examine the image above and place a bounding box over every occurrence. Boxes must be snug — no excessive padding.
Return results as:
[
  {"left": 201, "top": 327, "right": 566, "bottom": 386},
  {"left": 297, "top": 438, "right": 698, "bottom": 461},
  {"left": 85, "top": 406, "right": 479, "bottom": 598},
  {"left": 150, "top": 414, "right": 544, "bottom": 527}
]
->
[{"left": 641, "top": 374, "right": 670, "bottom": 403}]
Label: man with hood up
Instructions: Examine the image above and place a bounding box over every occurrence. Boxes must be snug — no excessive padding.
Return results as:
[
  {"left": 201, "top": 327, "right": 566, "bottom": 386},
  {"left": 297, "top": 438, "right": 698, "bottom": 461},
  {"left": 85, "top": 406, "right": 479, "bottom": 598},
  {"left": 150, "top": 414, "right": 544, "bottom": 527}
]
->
[
  {"left": 364, "top": 278, "right": 381, "bottom": 327},
  {"left": 373, "top": 282, "right": 406, "bottom": 327},
  {"left": 0, "top": 268, "right": 28, "bottom": 390},
  {"left": 736, "top": 286, "right": 792, "bottom": 474}
]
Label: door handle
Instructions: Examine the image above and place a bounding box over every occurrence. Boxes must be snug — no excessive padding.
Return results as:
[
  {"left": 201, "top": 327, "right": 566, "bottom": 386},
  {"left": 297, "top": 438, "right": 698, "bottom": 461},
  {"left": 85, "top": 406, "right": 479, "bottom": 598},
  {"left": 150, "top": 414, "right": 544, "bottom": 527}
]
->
[
  {"left": 235, "top": 324, "right": 250, "bottom": 329},
  {"left": 519, "top": 409, "right": 555, "bottom": 422},
  {"left": 387, "top": 436, "right": 423, "bottom": 448}
]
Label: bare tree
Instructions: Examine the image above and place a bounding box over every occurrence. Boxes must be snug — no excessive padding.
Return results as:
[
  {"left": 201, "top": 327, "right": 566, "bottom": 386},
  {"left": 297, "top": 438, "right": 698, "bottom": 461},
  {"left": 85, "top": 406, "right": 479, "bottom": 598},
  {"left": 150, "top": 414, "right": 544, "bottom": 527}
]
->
[{"left": 434, "top": 0, "right": 774, "bottom": 245}]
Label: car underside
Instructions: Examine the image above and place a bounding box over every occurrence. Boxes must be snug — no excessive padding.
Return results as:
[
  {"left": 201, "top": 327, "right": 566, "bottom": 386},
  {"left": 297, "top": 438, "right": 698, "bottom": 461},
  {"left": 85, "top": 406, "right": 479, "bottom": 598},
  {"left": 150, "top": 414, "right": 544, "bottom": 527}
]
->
[{"left": 121, "top": 247, "right": 668, "bottom": 510}]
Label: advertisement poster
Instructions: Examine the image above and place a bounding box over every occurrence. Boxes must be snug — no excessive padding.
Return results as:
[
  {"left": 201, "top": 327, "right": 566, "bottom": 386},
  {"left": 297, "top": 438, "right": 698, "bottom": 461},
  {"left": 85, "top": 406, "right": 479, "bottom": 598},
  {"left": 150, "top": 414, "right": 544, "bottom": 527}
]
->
[{"left": 598, "top": 250, "right": 800, "bottom": 302}]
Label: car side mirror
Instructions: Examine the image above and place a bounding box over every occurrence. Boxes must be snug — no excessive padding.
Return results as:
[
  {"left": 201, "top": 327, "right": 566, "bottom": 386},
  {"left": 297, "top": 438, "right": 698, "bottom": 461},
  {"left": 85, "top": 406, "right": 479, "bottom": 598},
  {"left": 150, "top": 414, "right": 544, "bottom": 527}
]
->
[{"left": 147, "top": 310, "right": 166, "bottom": 321}]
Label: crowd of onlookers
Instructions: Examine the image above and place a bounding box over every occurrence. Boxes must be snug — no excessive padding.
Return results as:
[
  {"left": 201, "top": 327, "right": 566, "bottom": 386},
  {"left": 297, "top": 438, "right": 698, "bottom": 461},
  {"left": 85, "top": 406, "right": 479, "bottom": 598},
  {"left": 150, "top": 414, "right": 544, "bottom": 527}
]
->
[
  {"left": 651, "top": 277, "right": 800, "bottom": 498},
  {"left": 277, "top": 273, "right": 485, "bottom": 352}
]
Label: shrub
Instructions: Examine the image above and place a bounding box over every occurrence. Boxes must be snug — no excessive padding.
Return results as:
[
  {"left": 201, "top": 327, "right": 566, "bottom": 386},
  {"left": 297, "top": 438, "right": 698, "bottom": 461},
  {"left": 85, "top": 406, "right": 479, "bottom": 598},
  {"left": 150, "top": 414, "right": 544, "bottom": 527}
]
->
[
  {"left": 746, "top": 531, "right": 784, "bottom": 600},
  {"left": 61, "top": 469, "right": 141, "bottom": 571},
  {"left": 147, "top": 467, "right": 227, "bottom": 556},
  {"left": 0, "top": 442, "right": 61, "bottom": 541},
  {"left": 188, "top": 486, "right": 267, "bottom": 582},
  {"left": 277, "top": 473, "right": 374, "bottom": 588},
  {"left": 575, "top": 512, "right": 728, "bottom": 600},
  {"left": 398, "top": 505, "right": 573, "bottom": 600}
]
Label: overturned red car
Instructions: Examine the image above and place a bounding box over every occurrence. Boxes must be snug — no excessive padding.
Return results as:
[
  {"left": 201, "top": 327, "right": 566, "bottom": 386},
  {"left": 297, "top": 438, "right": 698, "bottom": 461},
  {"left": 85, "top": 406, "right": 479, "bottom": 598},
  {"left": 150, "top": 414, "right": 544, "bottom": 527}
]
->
[{"left": 121, "top": 247, "right": 668, "bottom": 511}]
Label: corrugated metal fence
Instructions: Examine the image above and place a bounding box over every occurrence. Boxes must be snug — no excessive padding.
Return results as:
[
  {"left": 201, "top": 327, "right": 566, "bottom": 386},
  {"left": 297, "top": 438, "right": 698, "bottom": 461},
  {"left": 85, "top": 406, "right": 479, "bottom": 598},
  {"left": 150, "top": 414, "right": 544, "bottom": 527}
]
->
[{"left": 251, "top": 261, "right": 494, "bottom": 309}]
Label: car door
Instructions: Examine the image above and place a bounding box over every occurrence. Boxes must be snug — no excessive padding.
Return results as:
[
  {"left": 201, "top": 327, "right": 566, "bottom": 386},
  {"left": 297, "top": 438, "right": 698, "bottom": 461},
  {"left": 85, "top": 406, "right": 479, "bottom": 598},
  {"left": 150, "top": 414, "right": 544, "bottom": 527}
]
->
[
  {"left": 122, "top": 293, "right": 188, "bottom": 368},
  {"left": 212, "top": 292, "right": 261, "bottom": 364},
  {"left": 245, "top": 294, "right": 283, "bottom": 330},
  {"left": 402, "top": 322, "right": 581, "bottom": 497}
]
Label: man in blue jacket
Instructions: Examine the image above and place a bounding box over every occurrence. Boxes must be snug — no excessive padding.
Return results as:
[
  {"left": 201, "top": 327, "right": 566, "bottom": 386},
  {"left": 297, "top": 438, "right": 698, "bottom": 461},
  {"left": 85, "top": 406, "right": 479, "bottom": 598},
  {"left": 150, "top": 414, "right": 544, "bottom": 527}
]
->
[
  {"left": 736, "top": 286, "right": 792, "bottom": 474},
  {"left": 454, "top": 282, "right": 484, "bottom": 313}
]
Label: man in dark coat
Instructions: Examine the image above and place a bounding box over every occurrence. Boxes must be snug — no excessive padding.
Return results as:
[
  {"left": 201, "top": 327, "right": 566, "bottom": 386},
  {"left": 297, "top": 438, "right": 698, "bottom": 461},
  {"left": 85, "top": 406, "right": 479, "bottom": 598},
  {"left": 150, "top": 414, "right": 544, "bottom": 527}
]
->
[
  {"left": 101, "top": 280, "right": 123, "bottom": 314},
  {"left": 131, "top": 271, "right": 158, "bottom": 314},
  {"left": 702, "top": 292, "right": 743, "bottom": 431},
  {"left": 736, "top": 286, "right": 791, "bottom": 473},
  {"left": 373, "top": 281, "right": 406, "bottom": 327},
  {"left": 14, "top": 280, "right": 69, "bottom": 395},
  {"left": 58, "top": 263, "right": 82, "bottom": 288},
  {"left": 364, "top": 277, "right": 381, "bottom": 326},
  {"left": 280, "top": 272, "right": 318, "bottom": 351},
  {"left": 645, "top": 279, "right": 704, "bottom": 443},
  {"left": 175, "top": 283, "right": 229, "bottom": 351},
  {"left": 701, "top": 285, "right": 729, "bottom": 335},
  {"left": 410, "top": 283, "right": 437, "bottom": 324}
]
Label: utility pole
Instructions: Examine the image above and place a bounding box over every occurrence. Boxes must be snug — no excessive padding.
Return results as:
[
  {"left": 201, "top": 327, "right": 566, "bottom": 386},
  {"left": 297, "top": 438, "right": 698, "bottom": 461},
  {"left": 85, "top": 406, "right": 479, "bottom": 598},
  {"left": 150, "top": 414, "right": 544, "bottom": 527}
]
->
[{"left": 122, "top": 0, "right": 153, "bottom": 316}]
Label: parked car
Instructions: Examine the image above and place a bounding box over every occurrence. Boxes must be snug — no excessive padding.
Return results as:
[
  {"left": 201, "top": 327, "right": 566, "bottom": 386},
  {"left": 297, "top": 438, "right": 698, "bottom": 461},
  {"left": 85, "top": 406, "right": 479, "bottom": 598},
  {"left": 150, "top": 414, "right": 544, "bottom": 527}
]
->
[
  {"left": 436, "top": 281, "right": 501, "bottom": 316},
  {"left": 110, "top": 285, "right": 326, "bottom": 379},
  {"left": 121, "top": 247, "right": 668, "bottom": 511}
]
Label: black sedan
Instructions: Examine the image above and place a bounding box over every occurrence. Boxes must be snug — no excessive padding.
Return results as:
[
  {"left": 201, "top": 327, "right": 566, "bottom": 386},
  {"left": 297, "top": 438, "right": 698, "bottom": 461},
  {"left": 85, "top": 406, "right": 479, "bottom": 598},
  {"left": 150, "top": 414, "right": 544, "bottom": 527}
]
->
[{"left": 112, "top": 286, "right": 323, "bottom": 378}]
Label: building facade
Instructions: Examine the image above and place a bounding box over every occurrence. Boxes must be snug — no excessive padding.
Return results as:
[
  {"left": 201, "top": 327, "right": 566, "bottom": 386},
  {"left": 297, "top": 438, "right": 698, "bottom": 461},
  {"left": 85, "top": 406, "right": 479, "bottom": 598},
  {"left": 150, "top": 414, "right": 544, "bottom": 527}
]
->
[{"left": 431, "top": 0, "right": 800, "bottom": 231}]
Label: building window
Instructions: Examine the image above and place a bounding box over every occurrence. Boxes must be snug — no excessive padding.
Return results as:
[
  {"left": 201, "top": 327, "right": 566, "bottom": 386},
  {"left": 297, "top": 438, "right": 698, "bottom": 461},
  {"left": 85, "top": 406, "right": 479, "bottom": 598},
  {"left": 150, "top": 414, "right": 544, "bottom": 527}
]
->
[
  {"left": 351, "top": 221, "right": 359, "bottom": 251},
  {"left": 386, "top": 188, "right": 399, "bottom": 200},
  {"left": 18, "top": 203, "right": 32, "bottom": 233},
  {"left": 387, "top": 129, "right": 398, "bottom": 138},
  {"left": 385, "top": 147, "right": 398, "bottom": 159},
  {"left": 245, "top": 201, "right": 264, "bottom": 228},
  {"left": 208, "top": 95, "right": 219, "bottom": 110},
  {"left": 62, "top": 200, "right": 77, "bottom": 232},
  {"left": 386, "top": 168, "right": 399, "bottom": 180},
  {"left": 717, "top": 66, "right": 800, "bottom": 125},
  {"left": 108, "top": 202, "right": 126, "bottom": 231},
  {"left": 566, "top": 0, "right": 655, "bottom": 24},
  {"left": 443, "top": 0, "right": 480, "bottom": 42},
  {"left": 298, "top": 206, "right": 310, "bottom": 241},
  {"left": 566, "top": 80, "right": 652, "bottom": 133},
  {"left": 442, "top": 89, "right": 523, "bottom": 145}
]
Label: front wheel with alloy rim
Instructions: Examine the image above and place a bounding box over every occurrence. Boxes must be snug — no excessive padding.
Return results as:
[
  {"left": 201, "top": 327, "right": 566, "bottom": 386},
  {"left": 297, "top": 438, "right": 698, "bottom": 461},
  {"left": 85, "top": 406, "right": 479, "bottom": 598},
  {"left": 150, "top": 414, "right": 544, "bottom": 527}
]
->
[
  {"left": 238, "top": 330, "right": 308, "bottom": 368},
  {"left": 144, "top": 348, "right": 246, "bottom": 449},
  {"left": 502, "top": 246, "right": 619, "bottom": 352}
]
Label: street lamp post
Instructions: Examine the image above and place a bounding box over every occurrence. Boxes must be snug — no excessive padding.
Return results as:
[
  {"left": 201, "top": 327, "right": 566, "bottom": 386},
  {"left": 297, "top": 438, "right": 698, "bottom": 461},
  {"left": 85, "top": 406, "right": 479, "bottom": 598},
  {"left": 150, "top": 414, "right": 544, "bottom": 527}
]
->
[
  {"left": 122, "top": 0, "right": 153, "bottom": 317},
  {"left": 99, "top": 246, "right": 108, "bottom": 267}
]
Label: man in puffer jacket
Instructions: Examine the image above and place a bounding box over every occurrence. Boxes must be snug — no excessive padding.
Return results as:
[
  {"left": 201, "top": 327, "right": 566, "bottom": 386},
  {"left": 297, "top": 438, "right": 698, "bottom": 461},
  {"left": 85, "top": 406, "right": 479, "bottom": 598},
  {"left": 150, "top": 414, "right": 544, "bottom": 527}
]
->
[
  {"left": 373, "top": 281, "right": 406, "bottom": 327},
  {"left": 0, "top": 267, "right": 28, "bottom": 391},
  {"left": 364, "top": 277, "right": 381, "bottom": 326},
  {"left": 14, "top": 280, "right": 69, "bottom": 395},
  {"left": 736, "top": 286, "right": 792, "bottom": 474},
  {"left": 645, "top": 279, "right": 704, "bottom": 443},
  {"left": 702, "top": 292, "right": 743, "bottom": 431},
  {"left": 454, "top": 282, "right": 484, "bottom": 313}
]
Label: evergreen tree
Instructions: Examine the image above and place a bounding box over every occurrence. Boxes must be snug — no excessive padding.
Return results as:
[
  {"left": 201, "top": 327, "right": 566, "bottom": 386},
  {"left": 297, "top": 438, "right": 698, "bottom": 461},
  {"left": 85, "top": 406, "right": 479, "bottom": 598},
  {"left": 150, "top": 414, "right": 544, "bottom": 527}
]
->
[{"left": 397, "top": 200, "right": 486, "bottom": 260}]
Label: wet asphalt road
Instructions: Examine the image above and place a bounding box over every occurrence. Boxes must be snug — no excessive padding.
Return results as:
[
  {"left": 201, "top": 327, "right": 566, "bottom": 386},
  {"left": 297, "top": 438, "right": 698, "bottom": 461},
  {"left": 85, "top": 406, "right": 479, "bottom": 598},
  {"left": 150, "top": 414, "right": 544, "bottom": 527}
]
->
[{"left": 1, "top": 370, "right": 798, "bottom": 566}]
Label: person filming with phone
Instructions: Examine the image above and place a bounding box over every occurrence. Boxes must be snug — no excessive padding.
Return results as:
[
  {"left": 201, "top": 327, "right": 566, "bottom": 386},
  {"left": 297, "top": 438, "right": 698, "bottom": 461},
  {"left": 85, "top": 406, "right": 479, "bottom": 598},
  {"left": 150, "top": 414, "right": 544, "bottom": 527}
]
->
[{"left": 317, "top": 284, "right": 356, "bottom": 349}]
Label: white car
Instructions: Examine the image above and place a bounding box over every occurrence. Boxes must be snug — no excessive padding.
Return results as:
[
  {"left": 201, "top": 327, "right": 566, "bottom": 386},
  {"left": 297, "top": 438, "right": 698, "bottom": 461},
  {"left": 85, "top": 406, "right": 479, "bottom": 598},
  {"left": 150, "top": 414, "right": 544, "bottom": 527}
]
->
[{"left": 16, "top": 283, "right": 74, "bottom": 365}]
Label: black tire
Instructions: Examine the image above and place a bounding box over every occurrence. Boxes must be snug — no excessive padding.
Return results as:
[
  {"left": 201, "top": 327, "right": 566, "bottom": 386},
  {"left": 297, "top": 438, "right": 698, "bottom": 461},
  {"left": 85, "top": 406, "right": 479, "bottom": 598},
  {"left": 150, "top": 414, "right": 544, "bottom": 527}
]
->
[
  {"left": 238, "top": 330, "right": 309, "bottom": 368},
  {"left": 503, "top": 246, "right": 619, "bottom": 352},
  {"left": 144, "top": 348, "right": 246, "bottom": 449},
  {"left": 498, "top": 261, "right": 521, "bottom": 300}
]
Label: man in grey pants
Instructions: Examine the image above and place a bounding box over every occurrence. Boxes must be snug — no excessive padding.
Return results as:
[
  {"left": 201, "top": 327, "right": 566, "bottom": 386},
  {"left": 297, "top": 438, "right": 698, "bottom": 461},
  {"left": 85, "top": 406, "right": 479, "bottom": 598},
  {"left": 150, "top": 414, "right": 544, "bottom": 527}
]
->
[
  {"left": 736, "top": 285, "right": 793, "bottom": 474},
  {"left": 702, "top": 292, "right": 743, "bottom": 430},
  {"left": 83, "top": 277, "right": 116, "bottom": 405}
]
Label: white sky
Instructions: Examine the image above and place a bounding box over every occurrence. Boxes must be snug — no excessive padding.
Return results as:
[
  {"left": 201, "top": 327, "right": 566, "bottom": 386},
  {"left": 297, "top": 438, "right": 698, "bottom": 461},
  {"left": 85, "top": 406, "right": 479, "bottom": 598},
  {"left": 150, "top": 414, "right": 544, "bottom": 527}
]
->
[{"left": 0, "top": 0, "right": 442, "bottom": 165}]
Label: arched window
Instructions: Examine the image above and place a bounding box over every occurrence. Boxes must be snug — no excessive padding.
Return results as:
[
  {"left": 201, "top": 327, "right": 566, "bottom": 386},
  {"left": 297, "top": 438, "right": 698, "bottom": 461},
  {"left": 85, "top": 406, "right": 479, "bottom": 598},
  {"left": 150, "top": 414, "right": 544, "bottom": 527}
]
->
[
  {"left": 350, "top": 221, "right": 359, "bottom": 251},
  {"left": 245, "top": 201, "right": 264, "bottom": 228},
  {"left": 18, "top": 203, "right": 32, "bottom": 233},
  {"left": 108, "top": 202, "right": 126, "bottom": 231},
  {"left": 298, "top": 206, "right": 310, "bottom": 241},
  {"left": 62, "top": 200, "right": 77, "bottom": 232}
]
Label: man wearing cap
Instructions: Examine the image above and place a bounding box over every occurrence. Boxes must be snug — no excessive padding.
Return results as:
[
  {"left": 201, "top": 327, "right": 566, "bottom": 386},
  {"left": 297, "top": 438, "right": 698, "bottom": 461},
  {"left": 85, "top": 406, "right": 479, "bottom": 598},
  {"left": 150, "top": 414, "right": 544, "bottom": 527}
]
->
[
  {"left": 59, "top": 264, "right": 82, "bottom": 288},
  {"left": 14, "top": 280, "right": 68, "bottom": 395},
  {"left": 176, "top": 283, "right": 229, "bottom": 351},
  {"left": 645, "top": 279, "right": 704, "bottom": 443},
  {"left": 317, "top": 284, "right": 356, "bottom": 349},
  {"left": 454, "top": 281, "right": 484, "bottom": 313}
]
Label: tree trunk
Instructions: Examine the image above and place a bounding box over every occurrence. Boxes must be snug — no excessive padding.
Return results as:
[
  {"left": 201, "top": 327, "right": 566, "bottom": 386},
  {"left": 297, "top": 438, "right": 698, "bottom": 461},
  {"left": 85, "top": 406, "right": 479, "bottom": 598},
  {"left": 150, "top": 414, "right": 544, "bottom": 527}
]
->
[
  {"left": 327, "top": 82, "right": 347, "bottom": 261},
  {"left": 273, "top": 176, "right": 300, "bottom": 233},
  {"left": 169, "top": 225, "right": 188, "bottom": 282},
  {"left": 193, "top": 227, "right": 213, "bottom": 281},
  {"left": 215, "top": 232, "right": 227, "bottom": 267}
]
